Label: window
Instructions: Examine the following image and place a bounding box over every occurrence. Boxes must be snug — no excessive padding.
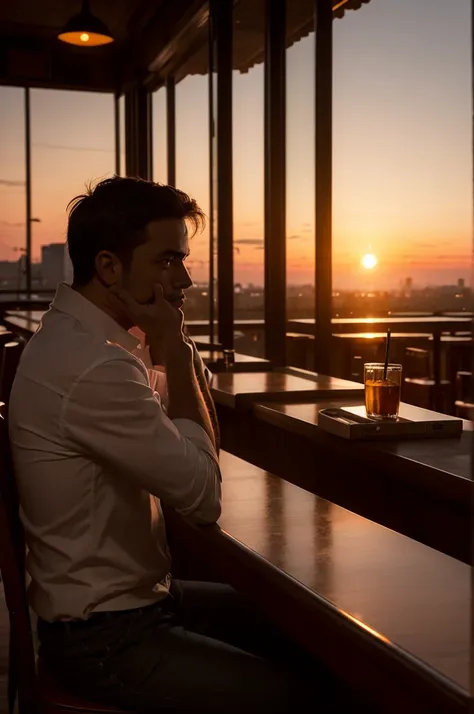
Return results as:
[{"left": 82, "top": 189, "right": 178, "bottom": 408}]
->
[
  {"left": 233, "top": 0, "right": 265, "bottom": 354},
  {"left": 333, "top": 0, "right": 473, "bottom": 316},
  {"left": 210, "top": 31, "right": 218, "bottom": 344},
  {"left": 175, "top": 45, "right": 210, "bottom": 324},
  {"left": 286, "top": 5, "right": 315, "bottom": 321},
  {"left": 30, "top": 89, "right": 115, "bottom": 290},
  {"left": 0, "top": 87, "right": 26, "bottom": 294},
  {"left": 152, "top": 86, "right": 167, "bottom": 183}
]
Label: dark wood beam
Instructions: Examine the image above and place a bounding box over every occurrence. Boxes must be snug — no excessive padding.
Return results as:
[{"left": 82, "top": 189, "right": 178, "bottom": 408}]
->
[
  {"left": 264, "top": 0, "right": 286, "bottom": 366},
  {"left": 212, "top": 0, "right": 234, "bottom": 350},
  {"left": 121, "top": 0, "right": 207, "bottom": 90},
  {"left": 314, "top": 0, "right": 333, "bottom": 375}
]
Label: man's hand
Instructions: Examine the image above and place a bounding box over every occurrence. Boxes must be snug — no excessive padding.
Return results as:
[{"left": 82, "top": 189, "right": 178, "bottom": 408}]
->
[
  {"left": 184, "top": 336, "right": 220, "bottom": 452},
  {"left": 184, "top": 335, "right": 202, "bottom": 371},
  {"left": 107, "top": 284, "right": 191, "bottom": 362}
]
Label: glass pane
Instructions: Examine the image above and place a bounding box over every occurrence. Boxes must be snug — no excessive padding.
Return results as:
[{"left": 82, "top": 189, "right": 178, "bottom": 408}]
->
[
  {"left": 119, "top": 94, "right": 126, "bottom": 176},
  {"left": 286, "top": 7, "right": 315, "bottom": 318},
  {"left": 210, "top": 30, "right": 218, "bottom": 345},
  {"left": 30, "top": 89, "right": 115, "bottom": 291},
  {"left": 286, "top": 3, "right": 315, "bottom": 368},
  {"left": 333, "top": 0, "right": 473, "bottom": 315},
  {"left": 152, "top": 87, "right": 167, "bottom": 183},
  {"left": 233, "top": 0, "right": 265, "bottom": 355},
  {"left": 0, "top": 87, "right": 26, "bottom": 295},
  {"left": 175, "top": 43, "right": 210, "bottom": 325}
]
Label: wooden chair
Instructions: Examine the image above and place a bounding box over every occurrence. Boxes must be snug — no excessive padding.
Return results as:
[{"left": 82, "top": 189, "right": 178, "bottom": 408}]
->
[
  {"left": 0, "top": 340, "right": 25, "bottom": 403},
  {"left": 0, "top": 331, "right": 15, "bottom": 348},
  {"left": 403, "top": 346, "right": 451, "bottom": 412},
  {"left": 285, "top": 333, "right": 314, "bottom": 370},
  {"left": 454, "top": 370, "right": 474, "bottom": 419},
  {"left": 0, "top": 410, "right": 130, "bottom": 713},
  {"left": 404, "top": 346, "right": 430, "bottom": 379}
]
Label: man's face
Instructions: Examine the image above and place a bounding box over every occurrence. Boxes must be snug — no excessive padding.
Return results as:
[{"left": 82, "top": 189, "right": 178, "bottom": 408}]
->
[{"left": 121, "top": 218, "right": 193, "bottom": 307}]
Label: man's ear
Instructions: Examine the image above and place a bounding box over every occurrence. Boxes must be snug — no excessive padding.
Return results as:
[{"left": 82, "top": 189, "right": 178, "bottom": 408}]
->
[{"left": 95, "top": 251, "right": 122, "bottom": 287}]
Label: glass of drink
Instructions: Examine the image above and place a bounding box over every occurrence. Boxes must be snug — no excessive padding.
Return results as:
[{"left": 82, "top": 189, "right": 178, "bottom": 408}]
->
[
  {"left": 222, "top": 349, "right": 235, "bottom": 370},
  {"left": 364, "top": 363, "right": 402, "bottom": 420}
]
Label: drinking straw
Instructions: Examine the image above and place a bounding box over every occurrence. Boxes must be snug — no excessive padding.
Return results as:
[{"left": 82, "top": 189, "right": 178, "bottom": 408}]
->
[{"left": 383, "top": 328, "right": 391, "bottom": 381}]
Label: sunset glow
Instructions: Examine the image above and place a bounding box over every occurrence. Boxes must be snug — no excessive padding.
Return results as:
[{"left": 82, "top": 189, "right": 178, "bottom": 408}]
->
[
  {"left": 361, "top": 254, "right": 378, "bottom": 270},
  {"left": 0, "top": 0, "right": 472, "bottom": 291}
]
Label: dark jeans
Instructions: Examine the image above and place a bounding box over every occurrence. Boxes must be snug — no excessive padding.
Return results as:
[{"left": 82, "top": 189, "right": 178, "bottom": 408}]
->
[{"left": 38, "top": 580, "right": 355, "bottom": 713}]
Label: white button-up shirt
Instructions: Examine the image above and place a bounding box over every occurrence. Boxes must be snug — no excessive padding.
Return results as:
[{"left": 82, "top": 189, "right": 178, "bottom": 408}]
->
[{"left": 9, "top": 284, "right": 221, "bottom": 622}]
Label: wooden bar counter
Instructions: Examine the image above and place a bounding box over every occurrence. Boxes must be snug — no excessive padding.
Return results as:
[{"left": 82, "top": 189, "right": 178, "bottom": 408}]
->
[
  {"left": 210, "top": 370, "right": 363, "bottom": 408},
  {"left": 166, "top": 451, "right": 471, "bottom": 714},
  {"left": 215, "top": 395, "right": 472, "bottom": 563}
]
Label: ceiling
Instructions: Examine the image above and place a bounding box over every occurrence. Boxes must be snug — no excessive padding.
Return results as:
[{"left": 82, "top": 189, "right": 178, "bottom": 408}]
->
[
  {"left": 0, "top": 0, "right": 156, "bottom": 45},
  {"left": 160, "top": 0, "right": 374, "bottom": 83},
  {"left": 0, "top": 0, "right": 176, "bottom": 91},
  {"left": 0, "top": 0, "right": 373, "bottom": 91}
]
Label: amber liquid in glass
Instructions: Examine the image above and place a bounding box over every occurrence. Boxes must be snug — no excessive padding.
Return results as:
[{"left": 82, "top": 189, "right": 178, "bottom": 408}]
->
[{"left": 365, "top": 379, "right": 401, "bottom": 419}]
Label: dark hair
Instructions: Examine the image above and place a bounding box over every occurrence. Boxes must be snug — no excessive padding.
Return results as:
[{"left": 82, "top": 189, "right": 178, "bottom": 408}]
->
[{"left": 67, "top": 176, "right": 206, "bottom": 286}]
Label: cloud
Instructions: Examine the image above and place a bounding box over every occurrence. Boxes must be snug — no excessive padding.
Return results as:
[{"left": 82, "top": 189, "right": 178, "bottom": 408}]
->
[
  {"left": 32, "top": 143, "right": 113, "bottom": 154},
  {"left": 0, "top": 179, "right": 25, "bottom": 187},
  {"left": 235, "top": 238, "right": 263, "bottom": 246},
  {"left": 0, "top": 220, "right": 24, "bottom": 228},
  {"left": 237, "top": 236, "right": 303, "bottom": 244}
]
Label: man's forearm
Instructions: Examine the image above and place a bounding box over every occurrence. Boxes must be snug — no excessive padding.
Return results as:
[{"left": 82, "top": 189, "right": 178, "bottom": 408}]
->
[
  {"left": 152, "top": 340, "right": 216, "bottom": 449},
  {"left": 185, "top": 337, "right": 220, "bottom": 453},
  {"left": 194, "top": 364, "right": 220, "bottom": 453}
]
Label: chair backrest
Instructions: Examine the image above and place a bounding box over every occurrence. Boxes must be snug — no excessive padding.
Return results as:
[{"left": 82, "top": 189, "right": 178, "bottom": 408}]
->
[
  {"left": 456, "top": 370, "right": 473, "bottom": 403},
  {"left": 0, "top": 409, "right": 38, "bottom": 713},
  {"left": 0, "top": 340, "right": 25, "bottom": 404},
  {"left": 0, "top": 331, "right": 14, "bottom": 345}
]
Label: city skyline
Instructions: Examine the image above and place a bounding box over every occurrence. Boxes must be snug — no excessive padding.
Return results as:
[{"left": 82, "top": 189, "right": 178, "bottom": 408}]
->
[{"left": 0, "top": 0, "right": 473, "bottom": 291}]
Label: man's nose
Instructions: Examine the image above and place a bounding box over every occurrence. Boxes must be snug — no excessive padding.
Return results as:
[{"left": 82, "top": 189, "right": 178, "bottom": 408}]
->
[{"left": 177, "top": 265, "right": 193, "bottom": 290}]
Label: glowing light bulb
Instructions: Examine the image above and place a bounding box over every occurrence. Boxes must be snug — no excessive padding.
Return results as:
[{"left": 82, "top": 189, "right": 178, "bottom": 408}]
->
[{"left": 80, "top": 33, "right": 90, "bottom": 42}]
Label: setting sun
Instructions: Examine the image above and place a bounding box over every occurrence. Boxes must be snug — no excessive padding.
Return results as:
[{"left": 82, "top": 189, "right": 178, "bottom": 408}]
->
[{"left": 361, "top": 253, "right": 378, "bottom": 270}]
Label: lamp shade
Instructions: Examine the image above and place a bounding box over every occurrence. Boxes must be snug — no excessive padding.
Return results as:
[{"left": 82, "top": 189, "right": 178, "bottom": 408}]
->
[{"left": 58, "top": 1, "right": 114, "bottom": 47}]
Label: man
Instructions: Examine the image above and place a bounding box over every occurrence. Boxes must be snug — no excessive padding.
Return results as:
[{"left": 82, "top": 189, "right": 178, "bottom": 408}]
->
[{"left": 8, "top": 177, "right": 318, "bottom": 713}]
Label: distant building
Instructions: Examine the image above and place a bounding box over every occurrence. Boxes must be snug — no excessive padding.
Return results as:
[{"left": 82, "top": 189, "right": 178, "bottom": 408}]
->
[
  {"left": 458, "top": 278, "right": 465, "bottom": 290},
  {"left": 42, "top": 243, "right": 67, "bottom": 288},
  {"left": 0, "top": 261, "right": 20, "bottom": 287}
]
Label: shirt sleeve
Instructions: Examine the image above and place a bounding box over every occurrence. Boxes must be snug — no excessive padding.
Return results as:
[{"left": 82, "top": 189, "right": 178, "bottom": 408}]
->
[{"left": 61, "top": 354, "right": 221, "bottom": 525}]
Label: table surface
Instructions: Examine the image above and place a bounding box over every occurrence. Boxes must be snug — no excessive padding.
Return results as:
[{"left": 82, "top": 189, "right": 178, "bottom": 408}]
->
[
  {"left": 199, "top": 351, "right": 269, "bottom": 364},
  {"left": 254, "top": 400, "right": 472, "bottom": 487},
  {"left": 292, "top": 316, "right": 473, "bottom": 326},
  {"left": 10, "top": 311, "right": 471, "bottom": 327},
  {"left": 4, "top": 315, "right": 41, "bottom": 332},
  {"left": 215, "top": 451, "right": 470, "bottom": 692},
  {"left": 6, "top": 310, "right": 44, "bottom": 322},
  {"left": 333, "top": 333, "right": 472, "bottom": 344},
  {"left": 210, "top": 370, "right": 363, "bottom": 408},
  {"left": 333, "top": 332, "right": 432, "bottom": 340}
]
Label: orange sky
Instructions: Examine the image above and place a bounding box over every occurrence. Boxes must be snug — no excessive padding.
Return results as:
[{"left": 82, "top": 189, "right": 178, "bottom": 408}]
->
[{"left": 0, "top": 0, "right": 472, "bottom": 290}]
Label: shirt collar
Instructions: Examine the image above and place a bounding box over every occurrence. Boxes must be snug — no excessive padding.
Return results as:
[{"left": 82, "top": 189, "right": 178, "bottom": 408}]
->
[{"left": 50, "top": 283, "right": 140, "bottom": 353}]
